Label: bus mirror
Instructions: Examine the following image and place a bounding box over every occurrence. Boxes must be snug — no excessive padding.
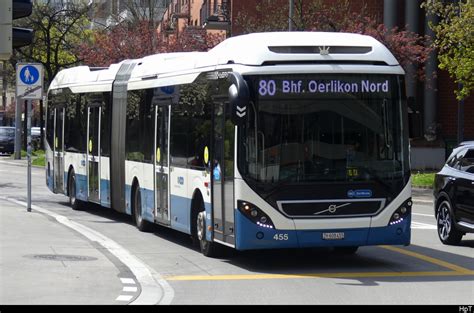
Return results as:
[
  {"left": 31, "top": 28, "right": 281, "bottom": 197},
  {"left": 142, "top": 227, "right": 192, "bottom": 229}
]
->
[{"left": 228, "top": 72, "right": 249, "bottom": 126}]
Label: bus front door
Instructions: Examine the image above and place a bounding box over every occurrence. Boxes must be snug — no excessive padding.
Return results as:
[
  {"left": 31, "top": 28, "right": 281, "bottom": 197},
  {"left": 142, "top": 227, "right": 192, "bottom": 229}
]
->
[
  {"left": 212, "top": 101, "right": 235, "bottom": 246},
  {"left": 53, "top": 107, "right": 65, "bottom": 194},
  {"left": 155, "top": 104, "right": 170, "bottom": 225},
  {"left": 87, "top": 106, "right": 100, "bottom": 203}
]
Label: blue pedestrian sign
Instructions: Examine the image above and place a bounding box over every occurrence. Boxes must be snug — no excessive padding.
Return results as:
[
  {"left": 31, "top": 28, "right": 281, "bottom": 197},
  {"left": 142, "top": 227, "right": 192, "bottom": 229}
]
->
[
  {"left": 19, "top": 66, "right": 40, "bottom": 85},
  {"left": 16, "top": 63, "right": 43, "bottom": 100}
]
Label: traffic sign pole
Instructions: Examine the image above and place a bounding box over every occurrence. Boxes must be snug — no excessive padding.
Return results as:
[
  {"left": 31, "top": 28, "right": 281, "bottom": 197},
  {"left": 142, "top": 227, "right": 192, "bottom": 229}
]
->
[
  {"left": 27, "top": 99, "right": 31, "bottom": 212},
  {"left": 16, "top": 63, "right": 43, "bottom": 212}
]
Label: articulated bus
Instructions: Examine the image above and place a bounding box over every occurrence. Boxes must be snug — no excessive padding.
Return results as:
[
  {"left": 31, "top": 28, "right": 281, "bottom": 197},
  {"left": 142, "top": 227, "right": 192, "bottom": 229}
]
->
[{"left": 45, "top": 32, "right": 411, "bottom": 256}]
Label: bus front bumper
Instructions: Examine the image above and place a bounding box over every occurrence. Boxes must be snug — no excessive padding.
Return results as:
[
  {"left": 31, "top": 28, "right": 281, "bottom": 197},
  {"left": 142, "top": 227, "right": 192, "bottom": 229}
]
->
[{"left": 234, "top": 209, "right": 411, "bottom": 250}]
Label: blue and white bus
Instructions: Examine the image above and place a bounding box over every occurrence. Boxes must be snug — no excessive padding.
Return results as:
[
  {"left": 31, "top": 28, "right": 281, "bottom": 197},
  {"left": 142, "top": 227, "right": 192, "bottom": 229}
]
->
[{"left": 45, "top": 32, "right": 411, "bottom": 256}]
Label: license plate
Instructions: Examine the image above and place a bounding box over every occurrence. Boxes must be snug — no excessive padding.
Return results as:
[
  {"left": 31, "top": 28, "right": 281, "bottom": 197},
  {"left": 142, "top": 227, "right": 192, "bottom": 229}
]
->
[{"left": 322, "top": 232, "right": 345, "bottom": 240}]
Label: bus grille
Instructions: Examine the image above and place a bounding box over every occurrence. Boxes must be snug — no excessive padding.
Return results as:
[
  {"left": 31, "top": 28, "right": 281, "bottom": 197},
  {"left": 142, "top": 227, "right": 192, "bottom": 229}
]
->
[{"left": 277, "top": 199, "right": 385, "bottom": 218}]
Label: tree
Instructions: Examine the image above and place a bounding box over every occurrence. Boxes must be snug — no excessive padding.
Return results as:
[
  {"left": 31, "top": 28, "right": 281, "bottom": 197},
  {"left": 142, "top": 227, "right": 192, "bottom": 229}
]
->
[
  {"left": 11, "top": 0, "right": 93, "bottom": 86},
  {"left": 78, "top": 22, "right": 225, "bottom": 67},
  {"left": 422, "top": 0, "right": 473, "bottom": 100},
  {"left": 5, "top": 0, "right": 92, "bottom": 148},
  {"left": 235, "top": 0, "right": 432, "bottom": 79},
  {"left": 77, "top": 20, "right": 157, "bottom": 67}
]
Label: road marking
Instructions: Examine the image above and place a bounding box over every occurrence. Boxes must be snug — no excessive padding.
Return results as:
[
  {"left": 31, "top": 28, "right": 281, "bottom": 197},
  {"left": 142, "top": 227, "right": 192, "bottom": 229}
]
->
[
  {"left": 123, "top": 286, "right": 138, "bottom": 292},
  {"left": 0, "top": 196, "right": 175, "bottom": 305},
  {"left": 120, "top": 278, "right": 136, "bottom": 285},
  {"left": 165, "top": 246, "right": 474, "bottom": 282},
  {"left": 413, "top": 199, "right": 433, "bottom": 204},
  {"left": 165, "top": 270, "right": 474, "bottom": 281},
  {"left": 116, "top": 295, "right": 134, "bottom": 302},
  {"left": 379, "top": 245, "right": 473, "bottom": 274},
  {"left": 411, "top": 221, "right": 437, "bottom": 229},
  {"left": 413, "top": 213, "right": 434, "bottom": 217}
]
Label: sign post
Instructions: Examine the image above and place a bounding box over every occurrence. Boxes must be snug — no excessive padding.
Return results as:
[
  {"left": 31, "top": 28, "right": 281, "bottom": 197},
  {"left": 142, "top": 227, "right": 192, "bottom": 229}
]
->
[{"left": 16, "top": 63, "right": 43, "bottom": 212}]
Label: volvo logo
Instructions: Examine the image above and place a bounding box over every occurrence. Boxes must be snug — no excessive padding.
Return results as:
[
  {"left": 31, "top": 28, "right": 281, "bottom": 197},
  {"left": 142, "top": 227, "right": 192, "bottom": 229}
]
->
[
  {"left": 328, "top": 204, "right": 338, "bottom": 214},
  {"left": 314, "top": 202, "right": 351, "bottom": 215}
]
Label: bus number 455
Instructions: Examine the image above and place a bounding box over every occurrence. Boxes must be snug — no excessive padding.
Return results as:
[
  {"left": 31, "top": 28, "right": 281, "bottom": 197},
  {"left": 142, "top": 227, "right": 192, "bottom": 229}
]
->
[{"left": 273, "top": 234, "right": 289, "bottom": 241}]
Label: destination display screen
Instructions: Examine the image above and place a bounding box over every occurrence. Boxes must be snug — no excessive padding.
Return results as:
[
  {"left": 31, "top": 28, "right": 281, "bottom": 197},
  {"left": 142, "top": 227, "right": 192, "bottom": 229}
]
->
[{"left": 256, "top": 75, "right": 393, "bottom": 99}]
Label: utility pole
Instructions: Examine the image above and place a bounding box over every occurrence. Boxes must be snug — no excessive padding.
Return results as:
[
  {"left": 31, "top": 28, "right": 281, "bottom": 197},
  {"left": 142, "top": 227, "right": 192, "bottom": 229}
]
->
[
  {"left": 289, "top": 0, "right": 294, "bottom": 31},
  {"left": 1, "top": 61, "right": 6, "bottom": 126}
]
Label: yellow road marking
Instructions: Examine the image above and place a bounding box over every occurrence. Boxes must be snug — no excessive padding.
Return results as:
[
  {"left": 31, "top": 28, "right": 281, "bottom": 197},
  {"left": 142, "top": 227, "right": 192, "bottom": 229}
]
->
[
  {"left": 379, "top": 245, "right": 473, "bottom": 274},
  {"left": 165, "top": 246, "right": 474, "bottom": 282},
  {"left": 165, "top": 271, "right": 474, "bottom": 281}
]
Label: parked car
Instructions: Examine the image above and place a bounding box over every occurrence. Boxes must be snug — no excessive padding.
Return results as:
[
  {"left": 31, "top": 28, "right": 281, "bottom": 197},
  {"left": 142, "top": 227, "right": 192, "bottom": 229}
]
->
[
  {"left": 434, "top": 141, "right": 474, "bottom": 245},
  {"left": 31, "top": 127, "right": 44, "bottom": 150},
  {"left": 0, "top": 127, "right": 15, "bottom": 155}
]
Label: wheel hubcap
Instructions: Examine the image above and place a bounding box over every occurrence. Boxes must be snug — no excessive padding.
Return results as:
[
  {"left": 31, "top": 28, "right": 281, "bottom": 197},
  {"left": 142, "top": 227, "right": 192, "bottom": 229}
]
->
[
  {"left": 197, "top": 212, "right": 205, "bottom": 241},
  {"left": 438, "top": 205, "right": 451, "bottom": 240},
  {"left": 135, "top": 189, "right": 142, "bottom": 223},
  {"left": 70, "top": 178, "right": 75, "bottom": 204}
]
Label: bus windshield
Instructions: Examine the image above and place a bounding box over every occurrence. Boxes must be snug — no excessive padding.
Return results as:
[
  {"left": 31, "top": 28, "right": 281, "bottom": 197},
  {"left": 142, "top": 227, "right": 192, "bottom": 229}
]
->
[{"left": 239, "top": 74, "right": 409, "bottom": 190}]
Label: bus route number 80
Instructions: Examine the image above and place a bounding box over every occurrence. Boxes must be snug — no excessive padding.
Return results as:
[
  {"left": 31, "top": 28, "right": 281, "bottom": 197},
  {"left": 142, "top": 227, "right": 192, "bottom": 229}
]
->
[{"left": 259, "top": 80, "right": 277, "bottom": 96}]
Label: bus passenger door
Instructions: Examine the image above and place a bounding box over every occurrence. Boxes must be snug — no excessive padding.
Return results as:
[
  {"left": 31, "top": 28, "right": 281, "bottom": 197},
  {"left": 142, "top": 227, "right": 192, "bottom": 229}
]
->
[
  {"left": 154, "top": 103, "right": 171, "bottom": 225},
  {"left": 53, "top": 107, "right": 65, "bottom": 193},
  {"left": 212, "top": 100, "right": 235, "bottom": 246},
  {"left": 87, "top": 106, "right": 100, "bottom": 203}
]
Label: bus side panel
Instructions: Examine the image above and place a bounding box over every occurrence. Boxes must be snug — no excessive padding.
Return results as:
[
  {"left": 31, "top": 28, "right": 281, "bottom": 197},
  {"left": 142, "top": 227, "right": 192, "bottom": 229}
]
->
[
  {"left": 188, "top": 169, "right": 211, "bottom": 240},
  {"left": 170, "top": 166, "right": 191, "bottom": 234},
  {"left": 100, "top": 156, "right": 111, "bottom": 208},
  {"left": 124, "top": 160, "right": 154, "bottom": 220},
  {"left": 141, "top": 162, "right": 155, "bottom": 223},
  {"left": 64, "top": 151, "right": 88, "bottom": 201},
  {"left": 45, "top": 141, "right": 54, "bottom": 192},
  {"left": 125, "top": 160, "right": 138, "bottom": 215}
]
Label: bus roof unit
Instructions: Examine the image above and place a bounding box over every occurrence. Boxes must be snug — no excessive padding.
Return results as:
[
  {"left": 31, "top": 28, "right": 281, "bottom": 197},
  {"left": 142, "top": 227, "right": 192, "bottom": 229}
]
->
[{"left": 49, "top": 31, "right": 401, "bottom": 91}]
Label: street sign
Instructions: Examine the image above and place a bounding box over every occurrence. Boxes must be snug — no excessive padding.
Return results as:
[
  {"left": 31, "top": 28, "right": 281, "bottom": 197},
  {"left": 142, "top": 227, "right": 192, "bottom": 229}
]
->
[{"left": 16, "top": 63, "right": 43, "bottom": 99}]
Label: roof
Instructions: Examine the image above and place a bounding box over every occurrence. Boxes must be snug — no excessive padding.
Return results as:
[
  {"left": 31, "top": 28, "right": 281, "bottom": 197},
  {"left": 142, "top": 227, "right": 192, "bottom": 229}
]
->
[{"left": 49, "top": 31, "right": 402, "bottom": 91}]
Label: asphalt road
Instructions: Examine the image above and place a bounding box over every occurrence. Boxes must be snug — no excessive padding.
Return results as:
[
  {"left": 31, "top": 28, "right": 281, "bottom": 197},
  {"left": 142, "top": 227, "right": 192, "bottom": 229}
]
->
[{"left": 0, "top": 157, "right": 473, "bottom": 305}]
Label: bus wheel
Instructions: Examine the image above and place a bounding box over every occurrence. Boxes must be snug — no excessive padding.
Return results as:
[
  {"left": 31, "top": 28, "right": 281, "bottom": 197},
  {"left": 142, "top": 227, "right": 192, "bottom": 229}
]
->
[
  {"left": 68, "top": 171, "right": 83, "bottom": 210},
  {"left": 196, "top": 211, "right": 220, "bottom": 257},
  {"left": 333, "top": 246, "right": 359, "bottom": 255},
  {"left": 133, "top": 184, "right": 153, "bottom": 232}
]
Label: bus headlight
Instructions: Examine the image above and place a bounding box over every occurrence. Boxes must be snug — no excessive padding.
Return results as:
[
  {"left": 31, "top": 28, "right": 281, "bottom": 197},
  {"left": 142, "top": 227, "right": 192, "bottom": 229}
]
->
[
  {"left": 238, "top": 200, "right": 274, "bottom": 229},
  {"left": 389, "top": 199, "right": 412, "bottom": 226}
]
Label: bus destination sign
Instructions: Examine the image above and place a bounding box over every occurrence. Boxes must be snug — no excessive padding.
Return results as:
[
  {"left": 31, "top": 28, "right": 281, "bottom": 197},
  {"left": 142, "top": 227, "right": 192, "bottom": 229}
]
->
[{"left": 258, "top": 78, "right": 391, "bottom": 98}]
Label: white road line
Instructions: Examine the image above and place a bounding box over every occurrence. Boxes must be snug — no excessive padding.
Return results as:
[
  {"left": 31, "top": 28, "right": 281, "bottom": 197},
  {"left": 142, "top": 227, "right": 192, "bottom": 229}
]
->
[
  {"left": 413, "top": 212, "right": 434, "bottom": 217},
  {"left": 116, "top": 295, "right": 134, "bottom": 302},
  {"left": 413, "top": 199, "right": 433, "bottom": 204},
  {"left": 411, "top": 221, "right": 437, "bottom": 230},
  {"left": 123, "top": 286, "right": 138, "bottom": 292},
  {"left": 0, "top": 196, "right": 175, "bottom": 305},
  {"left": 120, "top": 278, "right": 136, "bottom": 285}
]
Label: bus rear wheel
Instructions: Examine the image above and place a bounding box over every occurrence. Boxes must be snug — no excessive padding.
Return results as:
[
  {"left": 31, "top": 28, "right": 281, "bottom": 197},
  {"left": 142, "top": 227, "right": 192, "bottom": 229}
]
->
[
  {"left": 68, "top": 171, "right": 83, "bottom": 210},
  {"left": 196, "top": 210, "right": 221, "bottom": 257},
  {"left": 133, "top": 184, "right": 153, "bottom": 232}
]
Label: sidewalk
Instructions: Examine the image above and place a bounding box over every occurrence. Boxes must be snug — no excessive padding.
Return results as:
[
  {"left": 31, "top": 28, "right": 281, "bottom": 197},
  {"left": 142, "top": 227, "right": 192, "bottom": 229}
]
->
[
  {"left": 0, "top": 197, "right": 123, "bottom": 304},
  {"left": 0, "top": 156, "right": 43, "bottom": 168}
]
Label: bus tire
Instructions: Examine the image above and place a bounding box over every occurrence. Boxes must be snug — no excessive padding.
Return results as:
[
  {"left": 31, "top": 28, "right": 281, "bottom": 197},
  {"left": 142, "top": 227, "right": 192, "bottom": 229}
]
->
[
  {"left": 196, "top": 210, "right": 221, "bottom": 257},
  {"left": 68, "top": 170, "right": 84, "bottom": 210},
  {"left": 133, "top": 183, "right": 153, "bottom": 232}
]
